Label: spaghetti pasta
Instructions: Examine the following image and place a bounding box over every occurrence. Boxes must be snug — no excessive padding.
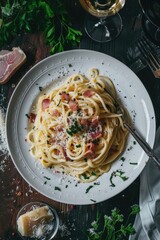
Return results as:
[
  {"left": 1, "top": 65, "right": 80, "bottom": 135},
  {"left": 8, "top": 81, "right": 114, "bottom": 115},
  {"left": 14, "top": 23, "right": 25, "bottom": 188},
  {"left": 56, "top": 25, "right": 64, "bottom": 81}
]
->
[{"left": 27, "top": 69, "right": 129, "bottom": 183}]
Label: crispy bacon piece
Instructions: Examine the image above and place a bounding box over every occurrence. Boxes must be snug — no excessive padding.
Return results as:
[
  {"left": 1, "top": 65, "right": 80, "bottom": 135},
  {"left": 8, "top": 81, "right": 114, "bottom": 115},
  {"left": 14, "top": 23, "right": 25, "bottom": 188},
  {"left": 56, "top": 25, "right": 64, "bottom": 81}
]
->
[
  {"left": 69, "top": 100, "right": 78, "bottom": 111},
  {"left": 91, "top": 117, "right": 99, "bottom": 127},
  {"left": 29, "top": 113, "right": 36, "bottom": 123},
  {"left": 80, "top": 118, "right": 90, "bottom": 126},
  {"left": 90, "top": 132, "right": 102, "bottom": 140},
  {"left": 83, "top": 90, "right": 94, "bottom": 97},
  {"left": 42, "top": 99, "right": 51, "bottom": 111}
]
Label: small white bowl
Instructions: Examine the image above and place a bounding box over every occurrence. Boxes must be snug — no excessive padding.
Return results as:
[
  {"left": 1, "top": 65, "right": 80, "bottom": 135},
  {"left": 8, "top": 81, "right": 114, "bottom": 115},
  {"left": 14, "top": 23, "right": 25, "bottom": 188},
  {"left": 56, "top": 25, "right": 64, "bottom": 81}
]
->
[{"left": 16, "top": 202, "right": 59, "bottom": 240}]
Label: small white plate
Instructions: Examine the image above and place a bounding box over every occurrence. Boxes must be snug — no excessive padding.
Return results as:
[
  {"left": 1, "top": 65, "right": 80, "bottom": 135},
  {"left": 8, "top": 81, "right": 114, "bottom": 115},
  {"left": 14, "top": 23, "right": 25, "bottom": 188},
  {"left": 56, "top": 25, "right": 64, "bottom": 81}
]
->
[{"left": 6, "top": 50, "right": 156, "bottom": 205}]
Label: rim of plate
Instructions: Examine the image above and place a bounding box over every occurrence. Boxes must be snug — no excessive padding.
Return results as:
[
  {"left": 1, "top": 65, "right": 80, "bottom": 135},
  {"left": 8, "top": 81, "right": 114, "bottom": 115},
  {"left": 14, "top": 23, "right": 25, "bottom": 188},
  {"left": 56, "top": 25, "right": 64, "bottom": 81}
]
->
[{"left": 6, "top": 49, "right": 156, "bottom": 205}]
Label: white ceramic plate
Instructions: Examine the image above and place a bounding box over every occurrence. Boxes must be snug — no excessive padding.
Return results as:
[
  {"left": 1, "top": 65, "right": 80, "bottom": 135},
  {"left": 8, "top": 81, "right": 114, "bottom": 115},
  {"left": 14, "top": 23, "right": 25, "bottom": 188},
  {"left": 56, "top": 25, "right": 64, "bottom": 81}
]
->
[{"left": 6, "top": 50, "right": 156, "bottom": 205}]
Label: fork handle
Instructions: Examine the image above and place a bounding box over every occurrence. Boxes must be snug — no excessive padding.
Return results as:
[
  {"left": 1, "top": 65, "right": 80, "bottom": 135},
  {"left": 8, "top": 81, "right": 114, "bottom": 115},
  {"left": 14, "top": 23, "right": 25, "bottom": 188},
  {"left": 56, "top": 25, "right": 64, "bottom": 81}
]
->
[{"left": 124, "top": 123, "right": 160, "bottom": 167}]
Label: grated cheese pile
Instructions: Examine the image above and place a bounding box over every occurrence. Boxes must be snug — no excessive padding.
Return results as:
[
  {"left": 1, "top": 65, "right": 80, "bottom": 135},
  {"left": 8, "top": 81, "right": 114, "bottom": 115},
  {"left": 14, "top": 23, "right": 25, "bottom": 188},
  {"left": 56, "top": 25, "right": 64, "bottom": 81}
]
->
[{"left": 0, "top": 107, "right": 9, "bottom": 172}]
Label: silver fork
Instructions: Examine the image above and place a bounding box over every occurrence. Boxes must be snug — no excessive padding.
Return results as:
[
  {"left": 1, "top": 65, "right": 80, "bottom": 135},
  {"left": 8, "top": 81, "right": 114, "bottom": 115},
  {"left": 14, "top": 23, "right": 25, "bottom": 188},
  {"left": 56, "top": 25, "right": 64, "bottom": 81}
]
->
[
  {"left": 136, "top": 36, "right": 160, "bottom": 78},
  {"left": 104, "top": 87, "right": 160, "bottom": 167}
]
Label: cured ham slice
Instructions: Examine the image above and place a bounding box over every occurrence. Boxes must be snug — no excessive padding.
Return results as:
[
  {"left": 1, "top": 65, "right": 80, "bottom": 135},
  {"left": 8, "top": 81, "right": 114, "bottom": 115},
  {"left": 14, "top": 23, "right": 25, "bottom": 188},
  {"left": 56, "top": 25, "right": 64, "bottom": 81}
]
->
[
  {"left": 69, "top": 100, "right": 78, "bottom": 111},
  {"left": 83, "top": 90, "right": 94, "bottom": 97},
  {"left": 29, "top": 113, "right": 36, "bottom": 123},
  {"left": 61, "top": 92, "right": 70, "bottom": 101},
  {"left": 42, "top": 99, "right": 51, "bottom": 111},
  {"left": 0, "top": 47, "right": 26, "bottom": 84}
]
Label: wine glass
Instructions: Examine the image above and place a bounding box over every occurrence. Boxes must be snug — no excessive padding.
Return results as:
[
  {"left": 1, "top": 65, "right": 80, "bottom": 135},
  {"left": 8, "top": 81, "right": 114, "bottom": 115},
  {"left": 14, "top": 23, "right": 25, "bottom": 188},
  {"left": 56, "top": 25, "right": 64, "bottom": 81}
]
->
[
  {"left": 79, "top": 0, "right": 126, "bottom": 42},
  {"left": 139, "top": 0, "right": 160, "bottom": 43}
]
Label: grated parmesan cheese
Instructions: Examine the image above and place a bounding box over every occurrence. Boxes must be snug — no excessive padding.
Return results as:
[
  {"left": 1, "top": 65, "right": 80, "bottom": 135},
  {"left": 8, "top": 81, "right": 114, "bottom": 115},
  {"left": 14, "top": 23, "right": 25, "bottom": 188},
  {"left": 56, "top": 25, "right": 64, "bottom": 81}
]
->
[
  {"left": 0, "top": 107, "right": 8, "bottom": 155},
  {"left": 0, "top": 107, "right": 10, "bottom": 172}
]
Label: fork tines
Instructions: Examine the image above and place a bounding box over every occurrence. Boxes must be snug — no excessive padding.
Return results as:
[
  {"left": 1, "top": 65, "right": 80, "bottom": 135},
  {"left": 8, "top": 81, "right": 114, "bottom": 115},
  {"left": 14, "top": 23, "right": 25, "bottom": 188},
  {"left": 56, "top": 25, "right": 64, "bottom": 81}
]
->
[{"left": 137, "top": 36, "right": 160, "bottom": 78}]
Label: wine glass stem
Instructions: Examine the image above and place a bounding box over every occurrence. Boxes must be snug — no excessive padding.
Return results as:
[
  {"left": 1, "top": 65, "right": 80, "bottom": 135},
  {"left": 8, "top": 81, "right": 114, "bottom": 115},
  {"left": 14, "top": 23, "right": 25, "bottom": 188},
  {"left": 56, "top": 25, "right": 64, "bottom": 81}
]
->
[{"left": 98, "top": 18, "right": 110, "bottom": 38}]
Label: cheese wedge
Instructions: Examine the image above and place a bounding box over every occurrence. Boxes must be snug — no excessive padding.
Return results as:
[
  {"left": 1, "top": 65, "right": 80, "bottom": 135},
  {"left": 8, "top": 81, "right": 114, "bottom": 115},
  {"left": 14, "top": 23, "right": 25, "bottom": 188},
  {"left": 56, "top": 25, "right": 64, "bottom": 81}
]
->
[{"left": 17, "top": 206, "right": 54, "bottom": 237}]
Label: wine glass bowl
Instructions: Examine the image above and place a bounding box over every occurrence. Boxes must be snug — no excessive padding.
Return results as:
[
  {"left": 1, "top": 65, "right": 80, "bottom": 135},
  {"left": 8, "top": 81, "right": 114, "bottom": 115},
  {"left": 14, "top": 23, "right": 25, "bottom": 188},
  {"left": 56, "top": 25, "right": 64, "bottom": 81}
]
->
[
  {"left": 139, "top": 0, "right": 160, "bottom": 44},
  {"left": 79, "top": 0, "right": 126, "bottom": 42}
]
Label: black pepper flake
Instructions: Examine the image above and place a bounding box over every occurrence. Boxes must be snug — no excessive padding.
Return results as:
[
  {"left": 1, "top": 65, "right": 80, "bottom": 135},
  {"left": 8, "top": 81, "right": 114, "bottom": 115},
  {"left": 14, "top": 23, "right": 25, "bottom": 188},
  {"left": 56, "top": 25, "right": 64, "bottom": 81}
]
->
[
  {"left": 94, "top": 182, "right": 100, "bottom": 185},
  {"left": 69, "top": 64, "right": 72, "bottom": 67},
  {"left": 39, "top": 86, "right": 43, "bottom": 91},
  {"left": 127, "top": 146, "right": 133, "bottom": 151},
  {"left": 90, "top": 199, "right": 96, "bottom": 203}
]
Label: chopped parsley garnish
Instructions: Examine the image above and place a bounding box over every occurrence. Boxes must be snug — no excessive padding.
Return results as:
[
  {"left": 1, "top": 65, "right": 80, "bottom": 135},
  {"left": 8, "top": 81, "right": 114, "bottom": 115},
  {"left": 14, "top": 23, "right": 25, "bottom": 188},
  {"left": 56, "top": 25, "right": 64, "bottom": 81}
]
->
[
  {"left": 25, "top": 114, "right": 30, "bottom": 119},
  {"left": 55, "top": 186, "right": 61, "bottom": 191},
  {"left": 85, "top": 185, "right": 93, "bottom": 193},
  {"left": 120, "top": 157, "right": 125, "bottom": 162},
  {"left": 110, "top": 170, "right": 128, "bottom": 187},
  {"left": 82, "top": 173, "right": 90, "bottom": 179},
  {"left": 43, "top": 176, "right": 51, "bottom": 180},
  {"left": 76, "top": 144, "right": 81, "bottom": 148},
  {"left": 66, "top": 121, "right": 82, "bottom": 136},
  {"left": 130, "top": 162, "right": 138, "bottom": 165}
]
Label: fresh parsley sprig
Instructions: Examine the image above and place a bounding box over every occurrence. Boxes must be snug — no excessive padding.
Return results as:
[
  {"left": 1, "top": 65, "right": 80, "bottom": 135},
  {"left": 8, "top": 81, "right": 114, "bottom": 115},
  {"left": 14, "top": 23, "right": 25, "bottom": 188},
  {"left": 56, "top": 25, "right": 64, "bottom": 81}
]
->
[
  {"left": 86, "top": 205, "right": 140, "bottom": 240},
  {"left": 0, "top": 0, "right": 82, "bottom": 53}
]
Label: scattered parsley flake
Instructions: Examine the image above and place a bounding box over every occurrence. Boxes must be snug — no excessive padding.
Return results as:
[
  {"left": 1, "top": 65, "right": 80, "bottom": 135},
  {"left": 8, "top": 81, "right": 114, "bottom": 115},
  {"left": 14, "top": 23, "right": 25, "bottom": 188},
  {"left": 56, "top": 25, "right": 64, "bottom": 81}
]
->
[
  {"left": 43, "top": 176, "right": 51, "bottom": 180},
  {"left": 86, "top": 185, "right": 93, "bottom": 193},
  {"left": 25, "top": 114, "right": 30, "bottom": 119},
  {"left": 76, "top": 144, "right": 81, "bottom": 148},
  {"left": 39, "top": 86, "right": 43, "bottom": 91},
  {"left": 55, "top": 186, "right": 61, "bottom": 191},
  {"left": 120, "top": 157, "right": 125, "bottom": 162},
  {"left": 110, "top": 170, "right": 128, "bottom": 187},
  {"left": 82, "top": 173, "right": 90, "bottom": 179}
]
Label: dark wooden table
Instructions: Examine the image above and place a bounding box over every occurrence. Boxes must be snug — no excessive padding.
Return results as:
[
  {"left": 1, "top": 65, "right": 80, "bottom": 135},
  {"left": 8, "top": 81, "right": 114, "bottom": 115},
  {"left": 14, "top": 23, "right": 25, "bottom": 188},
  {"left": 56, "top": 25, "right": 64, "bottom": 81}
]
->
[{"left": 0, "top": 0, "right": 160, "bottom": 239}]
